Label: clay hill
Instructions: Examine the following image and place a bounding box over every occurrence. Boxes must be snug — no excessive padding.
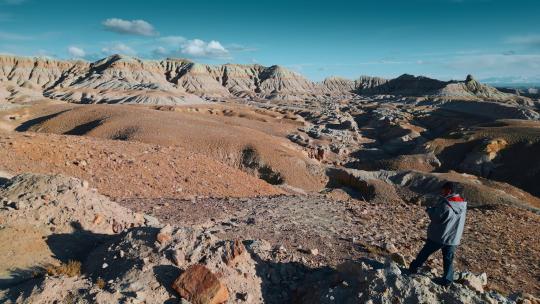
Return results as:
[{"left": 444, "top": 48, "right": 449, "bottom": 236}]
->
[{"left": 1, "top": 54, "right": 532, "bottom": 104}]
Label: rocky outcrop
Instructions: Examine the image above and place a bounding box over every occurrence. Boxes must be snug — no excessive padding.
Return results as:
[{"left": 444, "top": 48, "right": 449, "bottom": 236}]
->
[
  {"left": 354, "top": 75, "right": 389, "bottom": 91},
  {"left": 438, "top": 75, "right": 518, "bottom": 102},
  {"left": 258, "top": 65, "right": 320, "bottom": 100},
  {"left": 459, "top": 138, "right": 508, "bottom": 177},
  {"left": 0, "top": 173, "right": 146, "bottom": 287},
  {"left": 359, "top": 73, "right": 526, "bottom": 102},
  {"left": 319, "top": 75, "right": 388, "bottom": 96},
  {"left": 359, "top": 74, "right": 447, "bottom": 96},
  {"left": 320, "top": 76, "right": 356, "bottom": 95},
  {"left": 45, "top": 55, "right": 203, "bottom": 104},
  {"left": 326, "top": 167, "right": 540, "bottom": 211},
  {"left": 221, "top": 64, "right": 261, "bottom": 98}
]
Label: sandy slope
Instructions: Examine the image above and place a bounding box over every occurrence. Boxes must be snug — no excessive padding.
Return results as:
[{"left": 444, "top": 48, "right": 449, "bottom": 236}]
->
[
  {"left": 4, "top": 102, "right": 326, "bottom": 191},
  {"left": 0, "top": 131, "right": 281, "bottom": 200}
]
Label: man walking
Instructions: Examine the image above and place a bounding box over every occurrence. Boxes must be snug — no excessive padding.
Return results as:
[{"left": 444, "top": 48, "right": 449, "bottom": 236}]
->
[{"left": 409, "top": 182, "right": 468, "bottom": 286}]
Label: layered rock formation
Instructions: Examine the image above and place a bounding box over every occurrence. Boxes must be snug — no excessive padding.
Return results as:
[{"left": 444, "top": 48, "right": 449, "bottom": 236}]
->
[
  {"left": 359, "top": 73, "right": 524, "bottom": 102},
  {"left": 0, "top": 54, "right": 525, "bottom": 104},
  {"left": 0, "top": 55, "right": 332, "bottom": 104},
  {"left": 321, "top": 75, "right": 388, "bottom": 96}
]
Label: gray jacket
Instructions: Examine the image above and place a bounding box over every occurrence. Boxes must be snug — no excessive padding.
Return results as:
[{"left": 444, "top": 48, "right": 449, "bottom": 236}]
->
[{"left": 427, "top": 194, "right": 467, "bottom": 246}]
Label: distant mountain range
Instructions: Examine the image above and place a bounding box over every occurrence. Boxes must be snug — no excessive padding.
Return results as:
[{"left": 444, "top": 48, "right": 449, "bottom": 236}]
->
[
  {"left": 481, "top": 76, "right": 540, "bottom": 88},
  {"left": 0, "top": 54, "right": 532, "bottom": 105}
]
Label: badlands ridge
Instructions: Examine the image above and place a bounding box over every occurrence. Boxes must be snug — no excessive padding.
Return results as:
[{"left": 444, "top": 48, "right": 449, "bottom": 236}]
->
[{"left": 0, "top": 54, "right": 527, "bottom": 104}]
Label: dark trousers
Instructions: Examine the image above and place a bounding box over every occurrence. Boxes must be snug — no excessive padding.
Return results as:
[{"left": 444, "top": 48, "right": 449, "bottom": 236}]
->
[{"left": 410, "top": 239, "right": 457, "bottom": 283}]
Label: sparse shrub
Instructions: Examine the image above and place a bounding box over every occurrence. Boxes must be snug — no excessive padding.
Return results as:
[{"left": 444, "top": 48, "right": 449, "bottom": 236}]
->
[
  {"left": 45, "top": 260, "right": 81, "bottom": 277},
  {"left": 240, "top": 146, "right": 284, "bottom": 185}
]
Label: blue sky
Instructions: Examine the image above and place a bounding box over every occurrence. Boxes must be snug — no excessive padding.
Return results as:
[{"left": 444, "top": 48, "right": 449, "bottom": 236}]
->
[{"left": 1, "top": 0, "right": 539, "bottom": 83}]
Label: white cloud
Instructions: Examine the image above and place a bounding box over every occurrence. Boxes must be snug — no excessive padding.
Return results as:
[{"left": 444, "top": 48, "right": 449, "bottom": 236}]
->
[
  {"left": 151, "top": 37, "right": 247, "bottom": 60},
  {"left": 101, "top": 43, "right": 137, "bottom": 56},
  {"left": 158, "top": 36, "right": 186, "bottom": 45},
  {"left": 181, "top": 39, "right": 229, "bottom": 58},
  {"left": 102, "top": 18, "right": 158, "bottom": 36},
  {"left": 505, "top": 34, "right": 540, "bottom": 47},
  {"left": 67, "top": 46, "right": 86, "bottom": 58}
]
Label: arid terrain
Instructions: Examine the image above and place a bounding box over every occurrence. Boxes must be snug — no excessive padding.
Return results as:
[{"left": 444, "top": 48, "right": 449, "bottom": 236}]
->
[{"left": 1, "top": 54, "right": 539, "bottom": 303}]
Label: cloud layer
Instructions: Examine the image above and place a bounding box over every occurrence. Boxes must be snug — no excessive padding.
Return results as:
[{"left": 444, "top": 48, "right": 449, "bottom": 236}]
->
[
  {"left": 101, "top": 43, "right": 136, "bottom": 56},
  {"left": 102, "top": 18, "right": 158, "bottom": 36},
  {"left": 505, "top": 34, "right": 540, "bottom": 47},
  {"left": 181, "top": 39, "right": 229, "bottom": 58},
  {"left": 99, "top": 19, "right": 236, "bottom": 59},
  {"left": 151, "top": 38, "right": 233, "bottom": 59},
  {"left": 67, "top": 46, "right": 85, "bottom": 58}
]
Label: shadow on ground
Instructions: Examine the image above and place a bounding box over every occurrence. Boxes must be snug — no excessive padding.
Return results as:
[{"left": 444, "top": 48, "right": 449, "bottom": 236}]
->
[
  {"left": 14, "top": 110, "right": 68, "bottom": 132},
  {"left": 0, "top": 222, "right": 113, "bottom": 301},
  {"left": 244, "top": 240, "right": 386, "bottom": 304}
]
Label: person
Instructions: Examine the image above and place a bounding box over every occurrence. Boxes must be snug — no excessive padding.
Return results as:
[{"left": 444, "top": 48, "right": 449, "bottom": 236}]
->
[{"left": 409, "top": 181, "right": 468, "bottom": 286}]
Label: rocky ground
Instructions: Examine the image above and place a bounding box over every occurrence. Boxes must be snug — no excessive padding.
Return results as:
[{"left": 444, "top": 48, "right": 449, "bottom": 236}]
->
[
  {"left": 122, "top": 193, "right": 540, "bottom": 297},
  {"left": 1, "top": 174, "right": 538, "bottom": 304}
]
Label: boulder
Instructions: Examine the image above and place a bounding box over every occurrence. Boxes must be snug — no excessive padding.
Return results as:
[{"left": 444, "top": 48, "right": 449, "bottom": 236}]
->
[
  {"left": 172, "top": 264, "right": 229, "bottom": 304},
  {"left": 458, "top": 272, "right": 488, "bottom": 293}
]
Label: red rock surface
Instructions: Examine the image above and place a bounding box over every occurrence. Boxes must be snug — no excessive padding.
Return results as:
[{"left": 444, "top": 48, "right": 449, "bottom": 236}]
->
[{"left": 172, "top": 264, "right": 229, "bottom": 304}]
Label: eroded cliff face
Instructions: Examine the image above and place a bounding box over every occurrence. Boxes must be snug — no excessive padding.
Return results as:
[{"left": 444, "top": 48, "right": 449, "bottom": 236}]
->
[
  {"left": 0, "top": 54, "right": 525, "bottom": 105},
  {"left": 0, "top": 54, "right": 360, "bottom": 104}
]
